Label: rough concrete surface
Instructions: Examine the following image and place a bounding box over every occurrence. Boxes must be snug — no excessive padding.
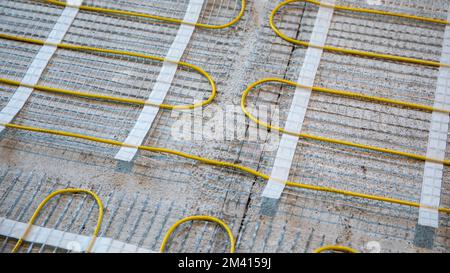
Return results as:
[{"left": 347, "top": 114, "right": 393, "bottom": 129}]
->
[{"left": 0, "top": 0, "right": 449, "bottom": 253}]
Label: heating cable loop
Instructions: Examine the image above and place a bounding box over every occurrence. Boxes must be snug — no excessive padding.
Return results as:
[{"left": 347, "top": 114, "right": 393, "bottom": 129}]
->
[
  {"left": 160, "top": 215, "right": 236, "bottom": 253},
  {"left": 1, "top": 41, "right": 450, "bottom": 212},
  {"left": 242, "top": 78, "right": 450, "bottom": 166},
  {"left": 45, "top": 0, "right": 246, "bottom": 29},
  {"left": 313, "top": 245, "right": 358, "bottom": 253},
  {"left": 3, "top": 0, "right": 445, "bottom": 253},
  {"left": 270, "top": 0, "right": 450, "bottom": 68},
  {"left": 3, "top": 0, "right": 430, "bottom": 253},
  {"left": 0, "top": 33, "right": 216, "bottom": 110},
  {"left": 1, "top": 33, "right": 450, "bottom": 218},
  {"left": 1, "top": 122, "right": 450, "bottom": 215},
  {"left": 11, "top": 188, "right": 103, "bottom": 253},
  {"left": 11, "top": 190, "right": 345, "bottom": 254},
  {"left": 3, "top": 1, "right": 239, "bottom": 253}
]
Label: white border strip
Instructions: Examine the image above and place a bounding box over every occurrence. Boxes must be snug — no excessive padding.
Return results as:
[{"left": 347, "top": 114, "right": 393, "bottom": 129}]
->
[
  {"left": 0, "top": 0, "right": 82, "bottom": 133},
  {"left": 0, "top": 217, "right": 152, "bottom": 253},
  {"left": 115, "top": 0, "right": 205, "bottom": 161},
  {"left": 418, "top": 10, "right": 450, "bottom": 228},
  {"left": 262, "top": 0, "right": 336, "bottom": 199}
]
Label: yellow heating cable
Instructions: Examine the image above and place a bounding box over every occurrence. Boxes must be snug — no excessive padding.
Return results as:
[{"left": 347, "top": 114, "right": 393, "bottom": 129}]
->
[
  {"left": 11, "top": 188, "right": 103, "bottom": 253},
  {"left": 270, "top": 0, "right": 450, "bottom": 68},
  {"left": 1, "top": 122, "right": 450, "bottom": 215},
  {"left": 241, "top": 77, "right": 450, "bottom": 166},
  {"left": 0, "top": 33, "right": 216, "bottom": 110},
  {"left": 45, "top": 0, "right": 246, "bottom": 30},
  {"left": 4, "top": 75, "right": 448, "bottom": 167},
  {"left": 160, "top": 215, "right": 236, "bottom": 253},
  {"left": 3, "top": 39, "right": 449, "bottom": 166},
  {"left": 1, "top": 8, "right": 449, "bottom": 228},
  {"left": 1, "top": 37, "right": 449, "bottom": 214},
  {"left": 313, "top": 245, "right": 359, "bottom": 253},
  {"left": 3, "top": 75, "right": 450, "bottom": 167}
]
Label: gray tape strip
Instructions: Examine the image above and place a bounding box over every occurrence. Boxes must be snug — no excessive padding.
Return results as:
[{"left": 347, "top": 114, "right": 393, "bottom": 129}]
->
[
  {"left": 0, "top": 0, "right": 82, "bottom": 132},
  {"left": 418, "top": 8, "right": 450, "bottom": 228},
  {"left": 115, "top": 0, "right": 205, "bottom": 162},
  {"left": 262, "top": 0, "right": 336, "bottom": 201},
  {"left": 0, "top": 216, "right": 152, "bottom": 253}
]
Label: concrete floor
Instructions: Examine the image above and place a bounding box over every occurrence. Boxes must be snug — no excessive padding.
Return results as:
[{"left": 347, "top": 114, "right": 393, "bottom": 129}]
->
[{"left": 0, "top": 0, "right": 449, "bottom": 252}]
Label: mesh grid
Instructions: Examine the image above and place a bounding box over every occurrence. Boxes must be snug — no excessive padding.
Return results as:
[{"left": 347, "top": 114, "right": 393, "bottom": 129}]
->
[
  {"left": 0, "top": 40, "right": 42, "bottom": 81},
  {"left": 235, "top": 0, "right": 450, "bottom": 253},
  {"left": 0, "top": 0, "right": 449, "bottom": 253},
  {"left": 0, "top": 0, "right": 62, "bottom": 40}
]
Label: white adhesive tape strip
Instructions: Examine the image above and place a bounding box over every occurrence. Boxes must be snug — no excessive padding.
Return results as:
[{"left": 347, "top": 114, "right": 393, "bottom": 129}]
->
[
  {"left": 262, "top": 0, "right": 336, "bottom": 199},
  {"left": 0, "top": 217, "right": 152, "bottom": 253},
  {"left": 115, "top": 0, "right": 205, "bottom": 162},
  {"left": 418, "top": 10, "right": 450, "bottom": 228},
  {"left": 0, "top": 1, "right": 82, "bottom": 133}
]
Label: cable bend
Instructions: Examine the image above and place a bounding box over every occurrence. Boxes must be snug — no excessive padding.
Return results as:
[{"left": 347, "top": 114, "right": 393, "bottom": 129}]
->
[
  {"left": 241, "top": 77, "right": 450, "bottom": 166},
  {"left": 11, "top": 188, "right": 103, "bottom": 253},
  {"left": 45, "top": 0, "right": 246, "bottom": 30},
  {"left": 160, "top": 215, "right": 236, "bottom": 253},
  {"left": 313, "top": 245, "right": 359, "bottom": 253},
  {"left": 0, "top": 33, "right": 216, "bottom": 110},
  {"left": 270, "top": 0, "right": 450, "bottom": 67}
]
